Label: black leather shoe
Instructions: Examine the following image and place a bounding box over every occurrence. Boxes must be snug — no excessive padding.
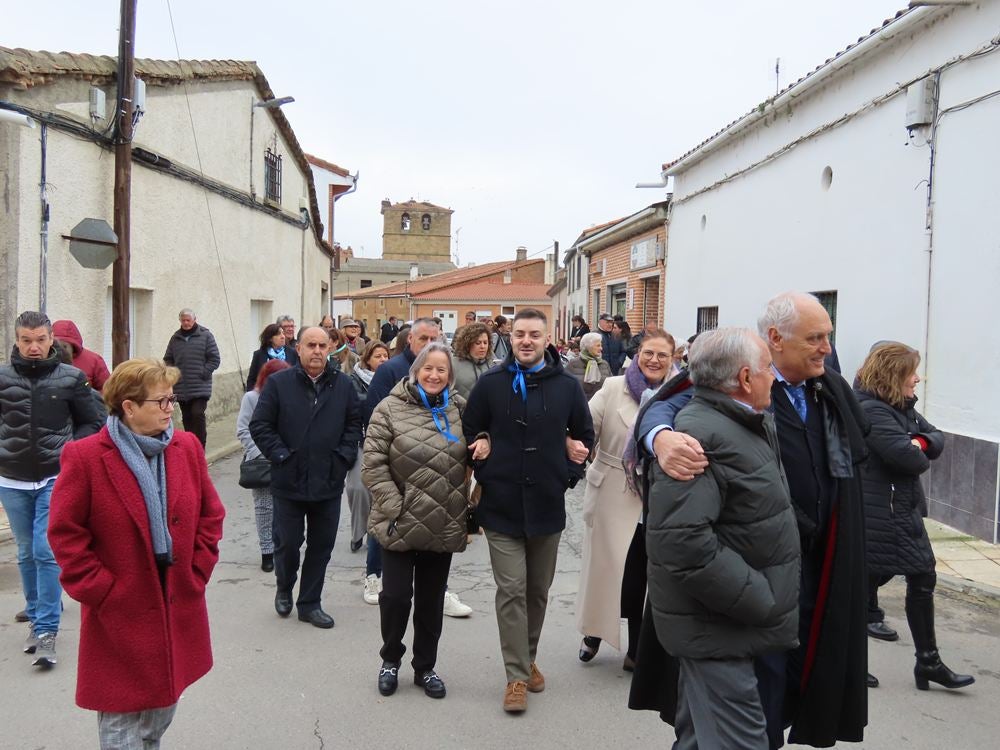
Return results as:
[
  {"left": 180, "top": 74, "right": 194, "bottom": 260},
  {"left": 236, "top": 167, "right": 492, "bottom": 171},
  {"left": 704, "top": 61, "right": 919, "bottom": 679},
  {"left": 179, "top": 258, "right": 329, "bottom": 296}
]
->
[
  {"left": 274, "top": 590, "right": 293, "bottom": 617},
  {"left": 415, "top": 670, "right": 446, "bottom": 699},
  {"left": 298, "top": 608, "right": 335, "bottom": 629},
  {"left": 261, "top": 554, "right": 274, "bottom": 573},
  {"left": 867, "top": 672, "right": 879, "bottom": 688},
  {"left": 579, "top": 636, "right": 601, "bottom": 663},
  {"left": 14, "top": 609, "right": 29, "bottom": 623},
  {"left": 378, "top": 661, "right": 400, "bottom": 696},
  {"left": 350, "top": 538, "right": 363, "bottom": 553},
  {"left": 867, "top": 622, "right": 899, "bottom": 641}
]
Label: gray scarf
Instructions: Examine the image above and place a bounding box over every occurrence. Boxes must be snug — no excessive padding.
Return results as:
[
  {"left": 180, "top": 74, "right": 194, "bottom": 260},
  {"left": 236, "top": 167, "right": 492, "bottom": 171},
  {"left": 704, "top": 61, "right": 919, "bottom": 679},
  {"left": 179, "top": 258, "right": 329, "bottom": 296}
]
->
[{"left": 107, "top": 415, "right": 174, "bottom": 566}]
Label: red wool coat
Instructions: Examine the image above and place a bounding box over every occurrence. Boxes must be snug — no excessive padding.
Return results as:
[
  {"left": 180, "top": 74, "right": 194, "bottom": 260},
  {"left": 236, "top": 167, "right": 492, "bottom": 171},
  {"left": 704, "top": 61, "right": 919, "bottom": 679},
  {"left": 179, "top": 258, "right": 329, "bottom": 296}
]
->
[{"left": 49, "top": 427, "right": 225, "bottom": 712}]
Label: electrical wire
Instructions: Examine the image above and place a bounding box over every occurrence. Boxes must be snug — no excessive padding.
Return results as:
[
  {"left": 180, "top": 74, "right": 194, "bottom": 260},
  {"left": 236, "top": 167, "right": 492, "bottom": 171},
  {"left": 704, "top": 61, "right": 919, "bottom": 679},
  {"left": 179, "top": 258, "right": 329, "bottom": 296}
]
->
[{"left": 165, "top": 0, "right": 246, "bottom": 386}]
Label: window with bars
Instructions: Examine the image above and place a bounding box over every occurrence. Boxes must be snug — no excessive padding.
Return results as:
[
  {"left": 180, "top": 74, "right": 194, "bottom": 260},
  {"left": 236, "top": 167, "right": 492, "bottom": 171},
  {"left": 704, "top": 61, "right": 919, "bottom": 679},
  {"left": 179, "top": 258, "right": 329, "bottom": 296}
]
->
[
  {"left": 264, "top": 149, "right": 282, "bottom": 204},
  {"left": 810, "top": 289, "right": 838, "bottom": 346},
  {"left": 696, "top": 306, "right": 719, "bottom": 333}
]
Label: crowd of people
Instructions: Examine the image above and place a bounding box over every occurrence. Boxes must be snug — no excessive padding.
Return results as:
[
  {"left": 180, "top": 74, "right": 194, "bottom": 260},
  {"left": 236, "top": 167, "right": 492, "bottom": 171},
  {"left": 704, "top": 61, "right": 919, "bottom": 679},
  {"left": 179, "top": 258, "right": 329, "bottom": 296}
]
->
[{"left": 0, "top": 294, "right": 976, "bottom": 748}]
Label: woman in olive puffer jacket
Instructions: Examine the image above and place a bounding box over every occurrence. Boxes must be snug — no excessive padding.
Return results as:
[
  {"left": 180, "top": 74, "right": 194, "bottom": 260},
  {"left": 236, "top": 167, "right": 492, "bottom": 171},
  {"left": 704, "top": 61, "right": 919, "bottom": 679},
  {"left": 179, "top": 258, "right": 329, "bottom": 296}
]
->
[
  {"left": 362, "top": 342, "right": 490, "bottom": 700},
  {"left": 856, "top": 342, "right": 973, "bottom": 692}
]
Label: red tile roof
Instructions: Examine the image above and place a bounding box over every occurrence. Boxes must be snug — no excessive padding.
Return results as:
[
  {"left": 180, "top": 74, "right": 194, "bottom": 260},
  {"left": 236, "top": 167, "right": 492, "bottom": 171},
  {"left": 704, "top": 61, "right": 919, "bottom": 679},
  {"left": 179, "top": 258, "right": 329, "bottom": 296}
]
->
[
  {"left": 304, "top": 153, "right": 350, "bottom": 177},
  {"left": 415, "top": 280, "right": 553, "bottom": 302},
  {"left": 346, "top": 258, "right": 545, "bottom": 300}
]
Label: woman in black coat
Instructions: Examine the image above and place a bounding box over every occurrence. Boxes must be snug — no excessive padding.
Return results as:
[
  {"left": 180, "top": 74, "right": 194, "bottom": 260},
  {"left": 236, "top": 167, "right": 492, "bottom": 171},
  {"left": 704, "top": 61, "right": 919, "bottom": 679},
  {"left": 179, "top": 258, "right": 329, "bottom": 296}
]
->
[
  {"left": 855, "top": 342, "right": 973, "bottom": 691},
  {"left": 246, "top": 323, "right": 299, "bottom": 392}
]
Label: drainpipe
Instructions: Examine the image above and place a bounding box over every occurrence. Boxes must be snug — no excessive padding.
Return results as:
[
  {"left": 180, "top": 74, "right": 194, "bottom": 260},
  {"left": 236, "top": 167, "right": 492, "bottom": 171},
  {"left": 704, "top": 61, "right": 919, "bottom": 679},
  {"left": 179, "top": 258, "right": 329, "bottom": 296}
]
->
[
  {"left": 38, "top": 123, "right": 49, "bottom": 312},
  {"left": 329, "top": 172, "right": 359, "bottom": 317}
]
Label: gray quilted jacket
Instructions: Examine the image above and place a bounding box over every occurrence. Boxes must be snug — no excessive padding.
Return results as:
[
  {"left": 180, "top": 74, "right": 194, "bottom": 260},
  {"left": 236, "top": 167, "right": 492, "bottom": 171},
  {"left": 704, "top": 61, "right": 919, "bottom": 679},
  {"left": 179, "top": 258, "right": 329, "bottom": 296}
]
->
[{"left": 362, "top": 379, "right": 471, "bottom": 553}]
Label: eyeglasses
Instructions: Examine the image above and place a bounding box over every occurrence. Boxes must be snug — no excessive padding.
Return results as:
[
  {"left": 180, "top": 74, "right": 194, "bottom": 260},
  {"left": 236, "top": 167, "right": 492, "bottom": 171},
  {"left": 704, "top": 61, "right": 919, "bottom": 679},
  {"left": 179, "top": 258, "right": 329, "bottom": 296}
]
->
[
  {"left": 142, "top": 395, "right": 179, "bottom": 411},
  {"left": 639, "top": 351, "right": 672, "bottom": 362}
]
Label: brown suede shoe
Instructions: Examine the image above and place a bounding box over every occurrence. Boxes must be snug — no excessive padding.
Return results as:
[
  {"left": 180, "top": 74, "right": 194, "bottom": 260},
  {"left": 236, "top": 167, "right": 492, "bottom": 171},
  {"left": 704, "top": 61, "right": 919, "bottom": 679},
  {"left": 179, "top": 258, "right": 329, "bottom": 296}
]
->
[
  {"left": 504, "top": 680, "right": 528, "bottom": 713},
  {"left": 527, "top": 662, "right": 545, "bottom": 693}
]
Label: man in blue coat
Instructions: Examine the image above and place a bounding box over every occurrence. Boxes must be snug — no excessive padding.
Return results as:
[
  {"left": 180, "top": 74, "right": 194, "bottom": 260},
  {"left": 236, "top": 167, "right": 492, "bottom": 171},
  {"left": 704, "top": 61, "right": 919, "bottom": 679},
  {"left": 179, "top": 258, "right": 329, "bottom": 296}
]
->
[
  {"left": 250, "top": 327, "right": 362, "bottom": 628},
  {"left": 462, "top": 308, "right": 594, "bottom": 713}
]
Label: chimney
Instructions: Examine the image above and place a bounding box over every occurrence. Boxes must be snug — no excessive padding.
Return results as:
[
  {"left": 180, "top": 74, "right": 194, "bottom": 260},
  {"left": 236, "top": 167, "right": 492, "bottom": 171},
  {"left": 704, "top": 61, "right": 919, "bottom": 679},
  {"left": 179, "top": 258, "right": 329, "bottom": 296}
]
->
[
  {"left": 409, "top": 263, "right": 419, "bottom": 280},
  {"left": 515, "top": 246, "right": 527, "bottom": 263},
  {"left": 545, "top": 253, "right": 555, "bottom": 285}
]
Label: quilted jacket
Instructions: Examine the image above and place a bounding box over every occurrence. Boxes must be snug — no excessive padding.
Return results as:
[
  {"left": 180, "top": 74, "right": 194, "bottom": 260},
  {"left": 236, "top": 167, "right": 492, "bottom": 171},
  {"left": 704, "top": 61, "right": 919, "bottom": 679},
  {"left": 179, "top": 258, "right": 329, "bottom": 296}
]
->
[
  {"left": 856, "top": 389, "right": 941, "bottom": 575},
  {"left": 363, "top": 379, "right": 471, "bottom": 553}
]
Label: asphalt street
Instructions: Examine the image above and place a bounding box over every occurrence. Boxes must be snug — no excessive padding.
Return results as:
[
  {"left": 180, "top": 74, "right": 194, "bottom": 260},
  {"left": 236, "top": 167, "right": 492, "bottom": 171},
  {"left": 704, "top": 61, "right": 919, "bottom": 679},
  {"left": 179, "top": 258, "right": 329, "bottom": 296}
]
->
[{"left": 1, "top": 451, "right": 998, "bottom": 749}]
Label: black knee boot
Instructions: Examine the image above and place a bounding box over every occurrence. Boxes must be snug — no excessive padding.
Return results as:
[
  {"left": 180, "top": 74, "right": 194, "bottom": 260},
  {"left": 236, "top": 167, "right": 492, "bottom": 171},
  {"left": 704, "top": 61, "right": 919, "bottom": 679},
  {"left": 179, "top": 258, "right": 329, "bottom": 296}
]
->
[{"left": 906, "top": 572, "right": 974, "bottom": 690}]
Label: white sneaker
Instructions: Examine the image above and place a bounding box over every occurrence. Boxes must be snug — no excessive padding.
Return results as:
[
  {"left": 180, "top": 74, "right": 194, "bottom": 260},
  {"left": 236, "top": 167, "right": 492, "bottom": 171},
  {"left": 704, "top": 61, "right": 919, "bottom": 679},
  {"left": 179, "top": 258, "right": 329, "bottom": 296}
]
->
[
  {"left": 363, "top": 574, "right": 380, "bottom": 605},
  {"left": 443, "top": 590, "right": 472, "bottom": 618}
]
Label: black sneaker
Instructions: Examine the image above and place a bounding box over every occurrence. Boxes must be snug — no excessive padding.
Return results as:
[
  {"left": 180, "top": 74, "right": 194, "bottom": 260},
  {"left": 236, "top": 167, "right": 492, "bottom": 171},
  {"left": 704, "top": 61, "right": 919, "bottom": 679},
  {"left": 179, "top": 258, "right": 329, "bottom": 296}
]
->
[
  {"left": 378, "top": 661, "right": 400, "bottom": 696},
  {"left": 415, "top": 670, "right": 446, "bottom": 699}
]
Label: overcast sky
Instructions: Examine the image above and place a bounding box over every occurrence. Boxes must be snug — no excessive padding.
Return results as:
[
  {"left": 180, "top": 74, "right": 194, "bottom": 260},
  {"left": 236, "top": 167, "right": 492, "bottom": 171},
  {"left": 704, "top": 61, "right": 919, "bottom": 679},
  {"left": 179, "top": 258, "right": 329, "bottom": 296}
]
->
[{"left": 6, "top": 0, "right": 907, "bottom": 265}]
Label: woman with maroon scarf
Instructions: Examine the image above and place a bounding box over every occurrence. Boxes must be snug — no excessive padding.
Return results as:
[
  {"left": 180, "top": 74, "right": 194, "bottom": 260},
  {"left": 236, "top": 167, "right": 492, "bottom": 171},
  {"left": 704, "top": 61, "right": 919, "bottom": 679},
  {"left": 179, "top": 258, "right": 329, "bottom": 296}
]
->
[{"left": 574, "top": 329, "right": 675, "bottom": 671}]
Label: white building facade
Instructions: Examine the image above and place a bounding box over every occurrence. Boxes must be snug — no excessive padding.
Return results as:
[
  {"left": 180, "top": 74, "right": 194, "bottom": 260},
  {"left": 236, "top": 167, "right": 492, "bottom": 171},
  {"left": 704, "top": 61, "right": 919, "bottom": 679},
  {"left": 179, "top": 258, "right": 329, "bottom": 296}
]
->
[
  {"left": 657, "top": 3, "right": 1000, "bottom": 541},
  {"left": 0, "top": 49, "right": 336, "bottom": 424}
]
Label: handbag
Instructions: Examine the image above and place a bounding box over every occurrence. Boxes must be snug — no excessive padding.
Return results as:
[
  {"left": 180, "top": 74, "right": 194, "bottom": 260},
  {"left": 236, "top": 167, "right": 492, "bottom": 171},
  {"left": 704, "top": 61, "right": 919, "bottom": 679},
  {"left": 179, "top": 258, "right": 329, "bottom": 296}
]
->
[{"left": 238, "top": 456, "right": 271, "bottom": 489}]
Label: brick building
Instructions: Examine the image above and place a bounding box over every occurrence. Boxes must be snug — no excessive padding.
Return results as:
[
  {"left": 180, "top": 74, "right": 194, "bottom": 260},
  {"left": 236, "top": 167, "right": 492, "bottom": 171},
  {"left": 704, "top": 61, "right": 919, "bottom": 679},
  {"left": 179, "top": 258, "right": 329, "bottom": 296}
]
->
[
  {"left": 577, "top": 200, "right": 670, "bottom": 332},
  {"left": 349, "top": 247, "right": 555, "bottom": 337}
]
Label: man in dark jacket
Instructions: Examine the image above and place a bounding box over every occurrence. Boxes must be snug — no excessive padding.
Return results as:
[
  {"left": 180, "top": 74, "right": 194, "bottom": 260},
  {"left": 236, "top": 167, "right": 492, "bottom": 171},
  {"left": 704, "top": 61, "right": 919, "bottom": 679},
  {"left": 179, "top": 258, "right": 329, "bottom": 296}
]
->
[
  {"left": 162, "top": 309, "right": 220, "bottom": 449},
  {"left": 379, "top": 316, "right": 400, "bottom": 345},
  {"left": 250, "top": 327, "right": 361, "bottom": 628},
  {"left": 646, "top": 327, "right": 800, "bottom": 749},
  {"left": 637, "top": 292, "right": 869, "bottom": 748},
  {"left": 364, "top": 318, "right": 438, "bottom": 426},
  {"left": 597, "top": 313, "right": 625, "bottom": 375},
  {"left": 462, "top": 308, "right": 594, "bottom": 713},
  {"left": 51, "top": 319, "right": 111, "bottom": 392},
  {"left": 0, "top": 310, "right": 104, "bottom": 667}
]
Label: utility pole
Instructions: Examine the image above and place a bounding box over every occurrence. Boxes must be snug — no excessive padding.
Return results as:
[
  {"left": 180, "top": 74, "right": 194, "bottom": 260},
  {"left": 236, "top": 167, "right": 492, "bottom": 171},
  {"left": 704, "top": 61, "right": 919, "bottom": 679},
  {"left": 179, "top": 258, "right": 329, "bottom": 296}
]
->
[{"left": 112, "top": 0, "right": 137, "bottom": 366}]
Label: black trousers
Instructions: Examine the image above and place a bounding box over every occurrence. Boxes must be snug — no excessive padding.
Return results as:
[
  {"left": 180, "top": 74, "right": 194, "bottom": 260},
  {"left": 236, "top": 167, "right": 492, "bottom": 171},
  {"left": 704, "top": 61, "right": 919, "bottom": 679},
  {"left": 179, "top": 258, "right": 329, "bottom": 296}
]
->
[
  {"left": 869, "top": 571, "right": 937, "bottom": 650},
  {"left": 273, "top": 496, "right": 341, "bottom": 613},
  {"left": 379, "top": 547, "right": 452, "bottom": 673},
  {"left": 178, "top": 397, "right": 208, "bottom": 448},
  {"left": 620, "top": 523, "right": 647, "bottom": 660}
]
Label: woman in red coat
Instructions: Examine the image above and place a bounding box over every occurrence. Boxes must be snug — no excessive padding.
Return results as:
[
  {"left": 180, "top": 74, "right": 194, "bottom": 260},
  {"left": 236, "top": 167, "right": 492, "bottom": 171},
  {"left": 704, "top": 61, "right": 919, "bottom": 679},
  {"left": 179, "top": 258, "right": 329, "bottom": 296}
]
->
[{"left": 49, "top": 358, "right": 225, "bottom": 748}]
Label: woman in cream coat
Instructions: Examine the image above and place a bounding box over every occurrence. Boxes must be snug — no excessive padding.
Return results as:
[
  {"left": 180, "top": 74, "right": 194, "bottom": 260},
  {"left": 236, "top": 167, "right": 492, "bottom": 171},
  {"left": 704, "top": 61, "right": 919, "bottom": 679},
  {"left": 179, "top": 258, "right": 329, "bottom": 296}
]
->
[{"left": 575, "top": 329, "right": 675, "bottom": 670}]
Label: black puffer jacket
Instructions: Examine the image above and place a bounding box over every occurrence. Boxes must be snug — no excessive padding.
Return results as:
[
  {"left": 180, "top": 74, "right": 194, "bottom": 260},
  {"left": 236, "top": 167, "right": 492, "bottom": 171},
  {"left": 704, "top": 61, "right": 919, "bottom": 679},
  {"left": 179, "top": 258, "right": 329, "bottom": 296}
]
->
[
  {"left": 249, "top": 362, "right": 362, "bottom": 503},
  {"left": 855, "top": 389, "right": 941, "bottom": 575},
  {"left": 163, "top": 324, "right": 221, "bottom": 401},
  {"left": 0, "top": 348, "right": 104, "bottom": 481},
  {"left": 462, "top": 346, "right": 594, "bottom": 537},
  {"left": 646, "top": 387, "right": 801, "bottom": 658}
]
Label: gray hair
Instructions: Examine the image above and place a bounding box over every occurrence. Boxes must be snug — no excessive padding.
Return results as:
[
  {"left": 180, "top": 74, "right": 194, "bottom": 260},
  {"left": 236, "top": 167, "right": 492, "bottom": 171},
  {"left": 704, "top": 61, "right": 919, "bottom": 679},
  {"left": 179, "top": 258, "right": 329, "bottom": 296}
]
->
[
  {"left": 408, "top": 341, "right": 456, "bottom": 388},
  {"left": 178, "top": 308, "right": 196, "bottom": 319},
  {"left": 688, "top": 327, "right": 765, "bottom": 393},
  {"left": 14, "top": 310, "right": 52, "bottom": 334},
  {"left": 579, "top": 331, "right": 603, "bottom": 354},
  {"left": 276, "top": 314, "right": 295, "bottom": 326},
  {"left": 757, "top": 292, "right": 819, "bottom": 339}
]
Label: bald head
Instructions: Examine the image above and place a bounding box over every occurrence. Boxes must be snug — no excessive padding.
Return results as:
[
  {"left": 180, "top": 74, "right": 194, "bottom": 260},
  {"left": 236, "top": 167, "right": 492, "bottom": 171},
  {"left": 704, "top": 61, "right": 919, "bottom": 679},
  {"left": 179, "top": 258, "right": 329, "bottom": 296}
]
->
[{"left": 297, "top": 327, "right": 332, "bottom": 377}]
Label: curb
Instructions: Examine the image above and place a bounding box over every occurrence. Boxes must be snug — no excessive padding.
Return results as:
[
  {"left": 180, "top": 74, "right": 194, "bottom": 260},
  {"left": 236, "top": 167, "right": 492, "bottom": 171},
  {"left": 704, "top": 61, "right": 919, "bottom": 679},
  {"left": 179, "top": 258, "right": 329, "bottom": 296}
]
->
[
  {"left": 206, "top": 439, "right": 241, "bottom": 466},
  {"left": 936, "top": 571, "right": 1000, "bottom": 609}
]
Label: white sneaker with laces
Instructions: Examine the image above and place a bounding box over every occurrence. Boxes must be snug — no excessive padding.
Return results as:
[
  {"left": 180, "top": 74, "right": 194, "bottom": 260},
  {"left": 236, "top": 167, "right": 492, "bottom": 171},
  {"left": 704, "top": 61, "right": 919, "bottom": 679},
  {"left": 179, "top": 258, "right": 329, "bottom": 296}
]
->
[
  {"left": 363, "top": 574, "right": 380, "bottom": 605},
  {"left": 443, "top": 590, "right": 472, "bottom": 618},
  {"left": 32, "top": 632, "right": 57, "bottom": 667}
]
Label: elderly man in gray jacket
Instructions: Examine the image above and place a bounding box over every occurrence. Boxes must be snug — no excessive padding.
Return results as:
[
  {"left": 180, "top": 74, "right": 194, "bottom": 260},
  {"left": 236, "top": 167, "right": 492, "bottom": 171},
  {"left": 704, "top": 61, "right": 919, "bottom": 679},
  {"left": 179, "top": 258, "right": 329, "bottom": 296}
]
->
[{"left": 646, "top": 327, "right": 801, "bottom": 750}]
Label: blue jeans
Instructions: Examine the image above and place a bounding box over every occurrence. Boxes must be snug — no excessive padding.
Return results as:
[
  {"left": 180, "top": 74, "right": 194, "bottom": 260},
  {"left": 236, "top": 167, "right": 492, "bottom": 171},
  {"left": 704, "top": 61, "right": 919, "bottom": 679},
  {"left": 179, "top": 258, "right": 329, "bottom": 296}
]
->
[
  {"left": 0, "top": 482, "right": 62, "bottom": 633},
  {"left": 366, "top": 535, "right": 382, "bottom": 577}
]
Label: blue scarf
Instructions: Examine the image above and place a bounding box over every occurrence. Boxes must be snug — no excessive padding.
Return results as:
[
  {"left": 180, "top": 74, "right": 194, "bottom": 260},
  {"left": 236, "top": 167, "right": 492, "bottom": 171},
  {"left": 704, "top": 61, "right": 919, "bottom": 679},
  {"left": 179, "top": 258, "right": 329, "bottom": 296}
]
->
[
  {"left": 268, "top": 346, "right": 286, "bottom": 360},
  {"left": 416, "top": 384, "right": 459, "bottom": 443},
  {"left": 507, "top": 359, "right": 546, "bottom": 401},
  {"left": 106, "top": 416, "right": 174, "bottom": 566}
]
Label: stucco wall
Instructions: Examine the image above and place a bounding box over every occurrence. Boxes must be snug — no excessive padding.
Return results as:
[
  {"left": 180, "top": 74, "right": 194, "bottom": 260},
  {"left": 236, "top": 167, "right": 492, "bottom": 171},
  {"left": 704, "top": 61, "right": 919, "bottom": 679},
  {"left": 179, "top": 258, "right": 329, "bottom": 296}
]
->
[{"left": 1, "top": 74, "right": 330, "bottom": 426}]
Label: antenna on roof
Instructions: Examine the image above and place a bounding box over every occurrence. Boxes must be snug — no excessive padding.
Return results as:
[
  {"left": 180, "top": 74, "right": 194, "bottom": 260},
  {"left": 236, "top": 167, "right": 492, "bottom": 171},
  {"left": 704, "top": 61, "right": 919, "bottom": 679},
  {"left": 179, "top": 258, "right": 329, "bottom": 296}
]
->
[{"left": 775, "top": 57, "right": 781, "bottom": 96}]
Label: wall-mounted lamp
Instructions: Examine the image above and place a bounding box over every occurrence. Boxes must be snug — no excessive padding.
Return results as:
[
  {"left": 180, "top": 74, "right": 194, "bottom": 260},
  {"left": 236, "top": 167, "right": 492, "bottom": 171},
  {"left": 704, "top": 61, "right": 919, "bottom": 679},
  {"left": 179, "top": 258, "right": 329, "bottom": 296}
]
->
[{"left": 0, "top": 109, "right": 37, "bottom": 128}]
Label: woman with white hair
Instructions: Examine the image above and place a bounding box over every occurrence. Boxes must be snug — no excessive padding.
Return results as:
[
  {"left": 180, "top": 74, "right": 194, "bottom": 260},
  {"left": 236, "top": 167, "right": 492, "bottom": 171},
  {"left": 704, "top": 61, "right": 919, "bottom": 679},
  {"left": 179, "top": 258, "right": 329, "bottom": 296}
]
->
[
  {"left": 566, "top": 331, "right": 612, "bottom": 400},
  {"left": 363, "top": 342, "right": 490, "bottom": 699}
]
